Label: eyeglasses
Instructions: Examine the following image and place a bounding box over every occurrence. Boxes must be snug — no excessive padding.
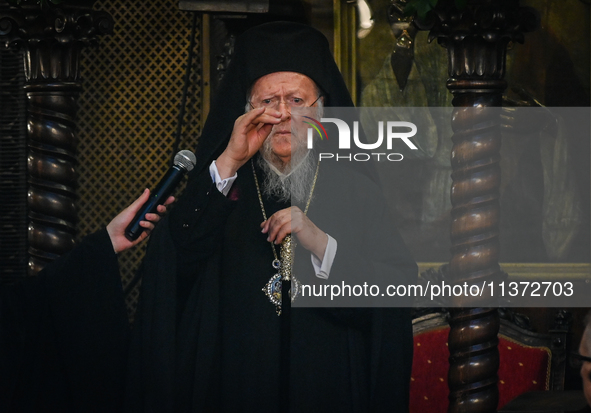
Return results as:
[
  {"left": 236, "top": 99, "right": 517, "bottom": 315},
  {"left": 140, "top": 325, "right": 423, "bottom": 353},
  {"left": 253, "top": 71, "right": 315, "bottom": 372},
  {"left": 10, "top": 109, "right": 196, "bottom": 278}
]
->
[
  {"left": 569, "top": 351, "right": 591, "bottom": 370},
  {"left": 249, "top": 95, "right": 321, "bottom": 111}
]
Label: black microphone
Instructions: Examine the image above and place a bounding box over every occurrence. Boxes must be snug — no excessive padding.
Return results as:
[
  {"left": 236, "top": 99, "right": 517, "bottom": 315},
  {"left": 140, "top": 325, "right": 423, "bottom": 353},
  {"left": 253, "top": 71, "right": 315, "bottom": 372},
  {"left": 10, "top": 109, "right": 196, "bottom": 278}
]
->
[{"left": 124, "top": 150, "right": 196, "bottom": 241}]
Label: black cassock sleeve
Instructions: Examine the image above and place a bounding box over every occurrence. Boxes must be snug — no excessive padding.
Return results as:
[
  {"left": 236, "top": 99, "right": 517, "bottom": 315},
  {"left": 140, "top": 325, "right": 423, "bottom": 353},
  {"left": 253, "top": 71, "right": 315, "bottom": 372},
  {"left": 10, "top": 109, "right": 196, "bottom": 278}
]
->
[{"left": 0, "top": 229, "right": 129, "bottom": 413}]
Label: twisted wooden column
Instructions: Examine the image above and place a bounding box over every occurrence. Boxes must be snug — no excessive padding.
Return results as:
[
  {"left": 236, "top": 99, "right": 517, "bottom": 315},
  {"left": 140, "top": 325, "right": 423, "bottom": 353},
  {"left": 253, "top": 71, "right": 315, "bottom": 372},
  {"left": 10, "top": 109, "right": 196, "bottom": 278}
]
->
[
  {"left": 26, "top": 78, "right": 81, "bottom": 274},
  {"left": 0, "top": 1, "right": 112, "bottom": 275},
  {"left": 418, "top": 2, "right": 537, "bottom": 412}
]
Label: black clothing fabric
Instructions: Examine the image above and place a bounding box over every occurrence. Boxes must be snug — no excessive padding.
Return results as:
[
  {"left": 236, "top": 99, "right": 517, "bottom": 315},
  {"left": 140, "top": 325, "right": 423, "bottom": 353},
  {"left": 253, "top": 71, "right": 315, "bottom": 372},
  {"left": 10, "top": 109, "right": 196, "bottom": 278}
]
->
[
  {"left": 126, "top": 156, "right": 416, "bottom": 412},
  {"left": 1, "top": 22, "right": 416, "bottom": 413},
  {"left": 0, "top": 230, "right": 129, "bottom": 412}
]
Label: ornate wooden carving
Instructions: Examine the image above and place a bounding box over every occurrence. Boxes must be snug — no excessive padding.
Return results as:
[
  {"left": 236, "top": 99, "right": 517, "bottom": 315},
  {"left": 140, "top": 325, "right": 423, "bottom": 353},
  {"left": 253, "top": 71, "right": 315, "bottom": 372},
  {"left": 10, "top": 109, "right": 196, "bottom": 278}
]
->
[
  {"left": 0, "top": 0, "right": 113, "bottom": 275},
  {"left": 0, "top": 47, "right": 27, "bottom": 282},
  {"left": 416, "top": 1, "right": 537, "bottom": 412}
]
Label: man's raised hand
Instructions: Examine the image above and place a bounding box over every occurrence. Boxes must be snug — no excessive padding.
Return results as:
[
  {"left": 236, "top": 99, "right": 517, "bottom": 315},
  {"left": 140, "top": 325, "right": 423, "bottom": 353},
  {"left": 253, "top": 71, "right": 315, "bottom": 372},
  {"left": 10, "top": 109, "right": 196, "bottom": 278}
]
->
[{"left": 216, "top": 107, "right": 282, "bottom": 179}]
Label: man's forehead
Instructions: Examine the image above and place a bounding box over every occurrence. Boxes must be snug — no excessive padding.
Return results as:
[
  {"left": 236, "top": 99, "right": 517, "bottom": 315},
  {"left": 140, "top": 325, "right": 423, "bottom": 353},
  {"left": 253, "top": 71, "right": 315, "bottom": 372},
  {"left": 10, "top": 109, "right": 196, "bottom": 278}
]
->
[{"left": 250, "top": 71, "right": 317, "bottom": 95}]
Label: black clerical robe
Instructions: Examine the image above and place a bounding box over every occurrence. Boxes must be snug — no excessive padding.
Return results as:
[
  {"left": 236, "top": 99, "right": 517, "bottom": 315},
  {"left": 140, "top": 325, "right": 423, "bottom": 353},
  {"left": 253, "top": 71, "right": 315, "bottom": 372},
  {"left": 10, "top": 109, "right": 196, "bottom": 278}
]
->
[{"left": 126, "top": 157, "right": 417, "bottom": 412}]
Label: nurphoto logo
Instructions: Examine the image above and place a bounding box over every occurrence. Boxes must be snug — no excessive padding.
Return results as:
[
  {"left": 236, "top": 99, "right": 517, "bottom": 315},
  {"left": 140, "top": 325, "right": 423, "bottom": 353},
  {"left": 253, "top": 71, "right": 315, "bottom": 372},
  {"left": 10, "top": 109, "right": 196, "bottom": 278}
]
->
[{"left": 304, "top": 117, "right": 418, "bottom": 162}]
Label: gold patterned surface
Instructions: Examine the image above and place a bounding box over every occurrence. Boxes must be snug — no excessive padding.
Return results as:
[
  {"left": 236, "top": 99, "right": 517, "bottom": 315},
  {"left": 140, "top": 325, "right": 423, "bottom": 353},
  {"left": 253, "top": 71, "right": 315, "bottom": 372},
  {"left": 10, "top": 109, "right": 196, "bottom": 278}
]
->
[{"left": 76, "top": 0, "right": 202, "bottom": 320}]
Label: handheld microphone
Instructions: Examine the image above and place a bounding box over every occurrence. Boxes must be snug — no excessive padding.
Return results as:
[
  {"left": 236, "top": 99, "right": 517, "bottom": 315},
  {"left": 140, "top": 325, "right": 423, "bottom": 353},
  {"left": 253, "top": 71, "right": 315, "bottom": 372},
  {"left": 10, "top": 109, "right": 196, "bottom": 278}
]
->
[{"left": 124, "top": 150, "right": 196, "bottom": 241}]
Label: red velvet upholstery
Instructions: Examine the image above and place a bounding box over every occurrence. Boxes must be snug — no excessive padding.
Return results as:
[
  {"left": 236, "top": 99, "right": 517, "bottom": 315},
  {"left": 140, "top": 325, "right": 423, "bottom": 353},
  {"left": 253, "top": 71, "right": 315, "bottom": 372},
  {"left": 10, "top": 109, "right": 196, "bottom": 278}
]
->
[
  {"left": 410, "top": 325, "right": 551, "bottom": 413},
  {"left": 497, "top": 335, "right": 550, "bottom": 408},
  {"left": 409, "top": 326, "right": 450, "bottom": 413}
]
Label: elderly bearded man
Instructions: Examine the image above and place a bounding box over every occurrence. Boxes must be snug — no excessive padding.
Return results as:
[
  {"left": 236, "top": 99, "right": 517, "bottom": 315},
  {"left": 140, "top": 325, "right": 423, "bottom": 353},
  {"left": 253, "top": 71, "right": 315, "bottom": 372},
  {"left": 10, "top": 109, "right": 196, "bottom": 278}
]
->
[
  {"left": 0, "top": 21, "right": 415, "bottom": 413},
  {"left": 122, "top": 22, "right": 418, "bottom": 412}
]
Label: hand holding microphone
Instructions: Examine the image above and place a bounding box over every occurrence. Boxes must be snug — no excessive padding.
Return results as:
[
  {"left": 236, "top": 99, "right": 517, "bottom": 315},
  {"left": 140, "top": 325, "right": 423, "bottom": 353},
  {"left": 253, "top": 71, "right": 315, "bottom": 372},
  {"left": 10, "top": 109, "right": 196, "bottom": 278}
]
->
[
  {"left": 107, "top": 188, "right": 174, "bottom": 254},
  {"left": 122, "top": 150, "right": 197, "bottom": 242},
  {"left": 106, "top": 150, "right": 196, "bottom": 253},
  {"left": 125, "top": 150, "right": 197, "bottom": 241}
]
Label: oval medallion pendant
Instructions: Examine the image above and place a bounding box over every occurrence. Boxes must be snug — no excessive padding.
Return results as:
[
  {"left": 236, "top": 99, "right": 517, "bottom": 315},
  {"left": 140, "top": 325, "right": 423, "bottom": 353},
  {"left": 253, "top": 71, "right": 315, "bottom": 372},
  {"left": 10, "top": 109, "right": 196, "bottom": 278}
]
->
[{"left": 262, "top": 274, "right": 302, "bottom": 315}]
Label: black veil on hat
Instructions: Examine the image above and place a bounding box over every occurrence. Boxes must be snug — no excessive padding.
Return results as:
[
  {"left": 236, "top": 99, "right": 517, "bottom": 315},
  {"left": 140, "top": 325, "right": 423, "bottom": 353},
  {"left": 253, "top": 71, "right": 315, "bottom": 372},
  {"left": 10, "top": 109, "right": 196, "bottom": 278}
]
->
[{"left": 192, "top": 21, "right": 355, "bottom": 175}]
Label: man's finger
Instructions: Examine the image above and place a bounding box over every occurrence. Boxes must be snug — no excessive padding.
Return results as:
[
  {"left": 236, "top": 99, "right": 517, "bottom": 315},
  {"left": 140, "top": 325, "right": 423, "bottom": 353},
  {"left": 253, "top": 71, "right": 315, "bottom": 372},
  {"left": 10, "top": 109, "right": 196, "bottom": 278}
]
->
[
  {"left": 143, "top": 213, "right": 161, "bottom": 223},
  {"left": 148, "top": 196, "right": 174, "bottom": 216},
  {"left": 261, "top": 215, "right": 276, "bottom": 234},
  {"left": 273, "top": 224, "right": 292, "bottom": 244},
  {"left": 239, "top": 108, "right": 280, "bottom": 129},
  {"left": 128, "top": 188, "right": 150, "bottom": 214},
  {"left": 263, "top": 210, "right": 287, "bottom": 235},
  {"left": 251, "top": 112, "right": 282, "bottom": 126},
  {"left": 256, "top": 123, "right": 274, "bottom": 141},
  {"left": 140, "top": 221, "right": 155, "bottom": 231},
  {"left": 267, "top": 218, "right": 291, "bottom": 243},
  {"left": 262, "top": 206, "right": 295, "bottom": 234},
  {"left": 237, "top": 107, "right": 264, "bottom": 124},
  {"left": 268, "top": 222, "right": 290, "bottom": 243}
]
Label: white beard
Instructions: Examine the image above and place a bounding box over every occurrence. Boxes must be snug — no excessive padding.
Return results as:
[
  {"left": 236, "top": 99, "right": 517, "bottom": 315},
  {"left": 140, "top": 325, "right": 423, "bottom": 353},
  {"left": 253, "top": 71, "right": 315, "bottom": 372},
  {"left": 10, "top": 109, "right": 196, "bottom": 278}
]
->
[{"left": 257, "top": 149, "right": 316, "bottom": 204}]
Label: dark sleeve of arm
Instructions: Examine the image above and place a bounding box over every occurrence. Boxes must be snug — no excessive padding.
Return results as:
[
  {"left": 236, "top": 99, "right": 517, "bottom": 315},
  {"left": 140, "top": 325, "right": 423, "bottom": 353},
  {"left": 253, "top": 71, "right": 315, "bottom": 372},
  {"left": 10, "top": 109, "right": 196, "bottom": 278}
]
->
[
  {"left": 168, "top": 166, "right": 238, "bottom": 317},
  {"left": 170, "top": 165, "right": 238, "bottom": 260},
  {"left": 0, "top": 228, "right": 129, "bottom": 412}
]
